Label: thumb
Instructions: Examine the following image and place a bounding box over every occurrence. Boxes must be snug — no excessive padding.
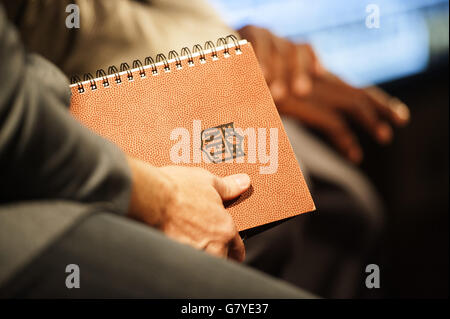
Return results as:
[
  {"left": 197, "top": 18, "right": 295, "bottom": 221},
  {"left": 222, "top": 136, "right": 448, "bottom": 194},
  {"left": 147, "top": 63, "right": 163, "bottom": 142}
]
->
[{"left": 214, "top": 174, "right": 251, "bottom": 201}]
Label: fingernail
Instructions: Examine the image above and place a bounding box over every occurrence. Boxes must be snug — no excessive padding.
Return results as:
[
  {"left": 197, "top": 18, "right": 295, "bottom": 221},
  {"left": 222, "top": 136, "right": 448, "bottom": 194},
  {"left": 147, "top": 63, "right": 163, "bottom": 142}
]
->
[
  {"left": 270, "top": 81, "right": 287, "bottom": 101},
  {"left": 294, "top": 77, "right": 312, "bottom": 96},
  {"left": 377, "top": 123, "right": 393, "bottom": 144},
  {"left": 391, "top": 99, "right": 410, "bottom": 123},
  {"left": 233, "top": 174, "right": 251, "bottom": 190}
]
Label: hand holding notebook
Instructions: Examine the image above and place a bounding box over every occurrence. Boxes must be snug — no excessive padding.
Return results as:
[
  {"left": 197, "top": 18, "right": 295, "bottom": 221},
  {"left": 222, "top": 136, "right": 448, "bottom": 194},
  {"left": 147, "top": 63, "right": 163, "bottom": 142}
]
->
[
  {"left": 126, "top": 159, "right": 250, "bottom": 260},
  {"left": 70, "top": 36, "right": 315, "bottom": 235}
]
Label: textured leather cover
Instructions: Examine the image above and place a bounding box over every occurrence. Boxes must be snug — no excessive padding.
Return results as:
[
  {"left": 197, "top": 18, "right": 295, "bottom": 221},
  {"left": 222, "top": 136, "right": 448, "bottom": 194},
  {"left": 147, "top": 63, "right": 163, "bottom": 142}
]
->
[{"left": 70, "top": 41, "right": 315, "bottom": 231}]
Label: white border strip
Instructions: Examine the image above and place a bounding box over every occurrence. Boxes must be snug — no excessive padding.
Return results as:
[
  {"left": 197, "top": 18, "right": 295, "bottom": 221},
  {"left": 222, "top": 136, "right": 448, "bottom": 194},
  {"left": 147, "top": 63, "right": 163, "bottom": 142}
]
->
[{"left": 70, "top": 39, "right": 248, "bottom": 88}]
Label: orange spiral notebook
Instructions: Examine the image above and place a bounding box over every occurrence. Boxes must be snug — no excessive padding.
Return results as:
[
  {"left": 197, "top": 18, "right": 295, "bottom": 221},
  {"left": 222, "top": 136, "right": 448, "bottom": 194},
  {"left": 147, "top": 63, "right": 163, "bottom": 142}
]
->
[{"left": 69, "top": 36, "right": 315, "bottom": 232}]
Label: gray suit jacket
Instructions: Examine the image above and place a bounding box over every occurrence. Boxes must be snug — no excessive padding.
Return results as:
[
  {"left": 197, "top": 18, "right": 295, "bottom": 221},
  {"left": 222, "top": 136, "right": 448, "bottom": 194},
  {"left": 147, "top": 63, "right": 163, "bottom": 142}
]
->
[{"left": 0, "top": 6, "right": 132, "bottom": 286}]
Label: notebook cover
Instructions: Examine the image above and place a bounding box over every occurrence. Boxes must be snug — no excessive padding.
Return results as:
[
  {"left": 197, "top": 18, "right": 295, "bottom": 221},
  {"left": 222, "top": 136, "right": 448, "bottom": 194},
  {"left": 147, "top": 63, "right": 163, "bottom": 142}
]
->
[{"left": 69, "top": 40, "right": 315, "bottom": 231}]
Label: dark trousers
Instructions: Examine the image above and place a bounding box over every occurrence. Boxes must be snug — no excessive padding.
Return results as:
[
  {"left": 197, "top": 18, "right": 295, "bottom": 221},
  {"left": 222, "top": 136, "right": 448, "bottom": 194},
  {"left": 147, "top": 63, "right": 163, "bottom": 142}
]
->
[
  {"left": 0, "top": 208, "right": 314, "bottom": 298},
  {"left": 244, "top": 179, "right": 383, "bottom": 298}
]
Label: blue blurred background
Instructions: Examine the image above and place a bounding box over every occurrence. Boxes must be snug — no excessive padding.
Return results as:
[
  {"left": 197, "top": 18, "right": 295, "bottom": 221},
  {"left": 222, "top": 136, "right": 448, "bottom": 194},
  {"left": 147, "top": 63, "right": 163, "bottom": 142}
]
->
[{"left": 210, "top": 0, "right": 449, "bottom": 86}]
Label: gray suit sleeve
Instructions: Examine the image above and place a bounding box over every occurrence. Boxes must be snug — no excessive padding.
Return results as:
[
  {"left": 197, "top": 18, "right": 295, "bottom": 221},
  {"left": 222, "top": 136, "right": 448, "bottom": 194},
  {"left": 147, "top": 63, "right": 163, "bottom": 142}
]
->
[{"left": 0, "top": 6, "right": 132, "bottom": 214}]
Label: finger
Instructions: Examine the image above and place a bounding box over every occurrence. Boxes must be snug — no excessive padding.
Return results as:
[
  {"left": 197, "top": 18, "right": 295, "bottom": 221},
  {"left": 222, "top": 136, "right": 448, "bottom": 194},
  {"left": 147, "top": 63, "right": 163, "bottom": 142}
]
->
[
  {"left": 291, "top": 72, "right": 313, "bottom": 97},
  {"left": 214, "top": 174, "right": 251, "bottom": 201},
  {"left": 301, "top": 43, "right": 326, "bottom": 76},
  {"left": 205, "top": 241, "right": 228, "bottom": 259},
  {"left": 311, "top": 73, "right": 363, "bottom": 110},
  {"left": 349, "top": 95, "right": 393, "bottom": 144},
  {"left": 228, "top": 232, "right": 246, "bottom": 262},
  {"left": 290, "top": 43, "right": 314, "bottom": 96},
  {"left": 279, "top": 97, "right": 363, "bottom": 163},
  {"left": 324, "top": 113, "right": 364, "bottom": 163},
  {"left": 269, "top": 39, "right": 289, "bottom": 102},
  {"left": 323, "top": 76, "right": 410, "bottom": 126},
  {"left": 164, "top": 230, "right": 207, "bottom": 252},
  {"left": 247, "top": 28, "right": 274, "bottom": 82},
  {"left": 311, "top": 77, "right": 393, "bottom": 144},
  {"left": 239, "top": 26, "right": 289, "bottom": 102},
  {"left": 365, "top": 86, "right": 410, "bottom": 126}
]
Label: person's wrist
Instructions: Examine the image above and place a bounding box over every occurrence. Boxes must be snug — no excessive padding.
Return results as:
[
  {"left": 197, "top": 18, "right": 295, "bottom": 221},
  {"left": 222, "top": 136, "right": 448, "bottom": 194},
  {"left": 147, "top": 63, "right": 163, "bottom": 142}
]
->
[{"left": 126, "top": 157, "right": 170, "bottom": 227}]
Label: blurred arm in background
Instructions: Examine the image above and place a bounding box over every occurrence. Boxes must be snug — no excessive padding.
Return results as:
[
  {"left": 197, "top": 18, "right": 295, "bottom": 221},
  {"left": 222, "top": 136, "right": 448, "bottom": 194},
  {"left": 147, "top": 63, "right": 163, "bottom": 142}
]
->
[{"left": 238, "top": 25, "right": 410, "bottom": 163}]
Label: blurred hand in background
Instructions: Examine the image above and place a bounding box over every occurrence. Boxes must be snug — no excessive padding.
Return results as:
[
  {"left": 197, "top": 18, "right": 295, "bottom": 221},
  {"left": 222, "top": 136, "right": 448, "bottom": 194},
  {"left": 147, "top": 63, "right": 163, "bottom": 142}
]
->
[{"left": 238, "top": 25, "right": 410, "bottom": 164}]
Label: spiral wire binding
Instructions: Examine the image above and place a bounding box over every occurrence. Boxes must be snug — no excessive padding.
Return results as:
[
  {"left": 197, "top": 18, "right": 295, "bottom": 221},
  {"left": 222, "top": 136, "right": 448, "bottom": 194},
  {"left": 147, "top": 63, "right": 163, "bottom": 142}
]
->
[
  {"left": 156, "top": 53, "right": 170, "bottom": 72},
  {"left": 204, "top": 40, "right": 218, "bottom": 60},
  {"left": 71, "top": 35, "right": 242, "bottom": 94},
  {"left": 120, "top": 63, "right": 134, "bottom": 81},
  {"left": 132, "top": 59, "right": 146, "bottom": 78},
  {"left": 168, "top": 50, "right": 182, "bottom": 69},
  {"left": 193, "top": 44, "right": 206, "bottom": 63},
  {"left": 108, "top": 65, "right": 122, "bottom": 85},
  {"left": 96, "top": 69, "right": 110, "bottom": 87},
  {"left": 180, "top": 47, "right": 195, "bottom": 66}
]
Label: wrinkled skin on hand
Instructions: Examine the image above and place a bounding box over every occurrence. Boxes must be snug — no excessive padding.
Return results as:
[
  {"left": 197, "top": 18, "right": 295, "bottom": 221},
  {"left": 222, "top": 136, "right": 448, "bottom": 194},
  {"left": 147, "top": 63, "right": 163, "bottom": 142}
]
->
[{"left": 127, "top": 158, "right": 250, "bottom": 262}]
